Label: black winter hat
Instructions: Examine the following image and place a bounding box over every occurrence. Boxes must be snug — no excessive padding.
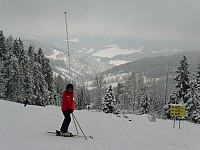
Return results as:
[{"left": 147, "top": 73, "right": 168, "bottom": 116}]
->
[{"left": 66, "top": 83, "right": 73, "bottom": 90}]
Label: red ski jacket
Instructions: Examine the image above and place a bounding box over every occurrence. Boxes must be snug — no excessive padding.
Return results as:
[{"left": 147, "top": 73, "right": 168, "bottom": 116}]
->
[{"left": 61, "top": 91, "right": 74, "bottom": 111}]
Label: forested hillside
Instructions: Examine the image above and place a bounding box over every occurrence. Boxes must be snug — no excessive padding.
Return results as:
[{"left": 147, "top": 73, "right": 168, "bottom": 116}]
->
[{"left": 102, "top": 51, "right": 200, "bottom": 79}]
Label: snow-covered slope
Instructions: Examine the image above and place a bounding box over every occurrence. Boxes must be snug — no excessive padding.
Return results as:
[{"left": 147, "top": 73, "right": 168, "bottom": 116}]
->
[
  {"left": 0, "top": 99, "right": 199, "bottom": 150},
  {"left": 23, "top": 39, "right": 112, "bottom": 81}
]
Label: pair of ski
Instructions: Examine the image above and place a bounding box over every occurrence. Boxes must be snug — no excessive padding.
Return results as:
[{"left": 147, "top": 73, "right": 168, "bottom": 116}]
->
[{"left": 45, "top": 130, "right": 93, "bottom": 140}]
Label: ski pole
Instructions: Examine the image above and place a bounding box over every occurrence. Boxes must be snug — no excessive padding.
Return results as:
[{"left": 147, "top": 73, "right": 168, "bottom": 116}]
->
[
  {"left": 72, "top": 113, "right": 79, "bottom": 134},
  {"left": 72, "top": 113, "right": 87, "bottom": 140}
]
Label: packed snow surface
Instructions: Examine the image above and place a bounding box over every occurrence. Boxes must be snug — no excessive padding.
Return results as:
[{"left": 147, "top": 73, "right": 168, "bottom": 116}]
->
[{"left": 0, "top": 100, "right": 200, "bottom": 150}]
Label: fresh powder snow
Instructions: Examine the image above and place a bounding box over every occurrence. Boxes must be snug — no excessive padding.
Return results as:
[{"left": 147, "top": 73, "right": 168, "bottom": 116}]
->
[{"left": 0, "top": 100, "right": 199, "bottom": 150}]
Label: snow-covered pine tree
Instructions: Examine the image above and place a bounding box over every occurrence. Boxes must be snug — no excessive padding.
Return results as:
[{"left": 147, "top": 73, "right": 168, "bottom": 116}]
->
[
  {"left": 136, "top": 74, "right": 148, "bottom": 112},
  {"left": 191, "top": 106, "right": 200, "bottom": 123},
  {"left": 184, "top": 82, "right": 196, "bottom": 121},
  {"left": 36, "top": 48, "right": 44, "bottom": 64},
  {"left": 12, "top": 38, "right": 22, "bottom": 59},
  {"left": 138, "top": 94, "right": 150, "bottom": 115},
  {"left": 7, "top": 56, "right": 21, "bottom": 102},
  {"left": 23, "top": 64, "right": 34, "bottom": 105},
  {"left": 188, "top": 62, "right": 200, "bottom": 123},
  {"left": 102, "top": 85, "right": 116, "bottom": 113},
  {"left": 27, "top": 45, "right": 35, "bottom": 66},
  {"left": 174, "top": 55, "right": 190, "bottom": 104},
  {"left": 0, "top": 31, "right": 7, "bottom": 99},
  {"left": 4, "top": 38, "right": 23, "bottom": 102},
  {"left": 38, "top": 48, "right": 55, "bottom": 105},
  {"left": 0, "top": 31, "right": 6, "bottom": 61},
  {"left": 0, "top": 60, "right": 7, "bottom": 99},
  {"left": 25, "top": 45, "right": 36, "bottom": 105},
  {"left": 22, "top": 54, "right": 34, "bottom": 105},
  {"left": 32, "top": 48, "right": 53, "bottom": 106},
  {"left": 173, "top": 55, "right": 191, "bottom": 120},
  {"left": 18, "top": 39, "right": 32, "bottom": 104},
  {"left": 32, "top": 62, "right": 49, "bottom": 106},
  {"left": 3, "top": 36, "right": 14, "bottom": 99},
  {"left": 194, "top": 61, "right": 200, "bottom": 106},
  {"left": 41, "top": 57, "right": 54, "bottom": 94}
]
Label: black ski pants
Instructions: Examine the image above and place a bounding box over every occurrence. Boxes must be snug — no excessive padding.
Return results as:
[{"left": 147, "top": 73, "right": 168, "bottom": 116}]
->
[{"left": 60, "top": 109, "right": 73, "bottom": 133}]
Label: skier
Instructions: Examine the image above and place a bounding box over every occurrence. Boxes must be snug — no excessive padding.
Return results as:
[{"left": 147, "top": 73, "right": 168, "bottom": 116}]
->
[
  {"left": 58, "top": 83, "right": 75, "bottom": 136},
  {"left": 24, "top": 99, "right": 28, "bottom": 107}
]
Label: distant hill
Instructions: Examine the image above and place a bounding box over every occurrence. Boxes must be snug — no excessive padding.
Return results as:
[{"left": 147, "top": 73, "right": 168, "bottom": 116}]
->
[{"left": 102, "top": 51, "right": 200, "bottom": 79}]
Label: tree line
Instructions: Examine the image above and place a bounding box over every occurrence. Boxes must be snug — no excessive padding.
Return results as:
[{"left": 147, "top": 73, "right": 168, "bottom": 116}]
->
[
  {"left": 0, "top": 31, "right": 92, "bottom": 108},
  {"left": 0, "top": 31, "right": 56, "bottom": 106},
  {"left": 92, "top": 56, "right": 200, "bottom": 123}
]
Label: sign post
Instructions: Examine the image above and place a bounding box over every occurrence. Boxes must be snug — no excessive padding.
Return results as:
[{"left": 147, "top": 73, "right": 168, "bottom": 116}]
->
[{"left": 170, "top": 105, "right": 185, "bottom": 129}]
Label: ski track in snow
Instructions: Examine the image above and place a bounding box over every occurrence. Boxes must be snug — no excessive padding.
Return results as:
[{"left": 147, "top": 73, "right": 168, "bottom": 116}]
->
[{"left": 0, "top": 100, "right": 200, "bottom": 150}]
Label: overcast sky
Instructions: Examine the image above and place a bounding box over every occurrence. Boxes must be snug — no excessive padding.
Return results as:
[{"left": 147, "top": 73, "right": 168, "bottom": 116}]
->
[{"left": 0, "top": 0, "right": 200, "bottom": 52}]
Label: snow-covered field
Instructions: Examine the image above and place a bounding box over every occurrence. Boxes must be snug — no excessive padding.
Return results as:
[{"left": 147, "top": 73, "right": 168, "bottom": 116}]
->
[{"left": 0, "top": 99, "right": 200, "bottom": 150}]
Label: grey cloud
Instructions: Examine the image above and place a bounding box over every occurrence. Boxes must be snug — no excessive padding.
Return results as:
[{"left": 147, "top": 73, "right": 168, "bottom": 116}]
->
[{"left": 0, "top": 0, "right": 200, "bottom": 51}]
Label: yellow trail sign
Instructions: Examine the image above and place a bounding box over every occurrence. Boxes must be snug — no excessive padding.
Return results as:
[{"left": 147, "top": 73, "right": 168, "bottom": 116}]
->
[{"left": 170, "top": 105, "right": 185, "bottom": 117}]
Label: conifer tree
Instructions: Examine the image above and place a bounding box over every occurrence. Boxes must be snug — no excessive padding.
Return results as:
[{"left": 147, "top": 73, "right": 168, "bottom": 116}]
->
[
  {"left": 188, "top": 62, "right": 200, "bottom": 123},
  {"left": 102, "top": 85, "right": 116, "bottom": 113},
  {"left": 8, "top": 56, "right": 21, "bottom": 102},
  {"left": 27, "top": 45, "right": 35, "bottom": 65},
  {"left": 22, "top": 55, "right": 34, "bottom": 105},
  {"left": 193, "top": 62, "right": 200, "bottom": 103},
  {"left": 0, "top": 31, "right": 6, "bottom": 61},
  {"left": 136, "top": 74, "right": 147, "bottom": 110},
  {"left": 18, "top": 39, "right": 30, "bottom": 103},
  {"left": 41, "top": 57, "right": 54, "bottom": 93},
  {"left": 12, "top": 39, "right": 21, "bottom": 58},
  {"left": 138, "top": 94, "right": 150, "bottom": 115},
  {"left": 0, "top": 31, "right": 9, "bottom": 99},
  {"left": 173, "top": 55, "right": 191, "bottom": 121},
  {"left": 33, "top": 62, "right": 49, "bottom": 106},
  {"left": 25, "top": 45, "right": 36, "bottom": 104},
  {"left": 0, "top": 60, "right": 7, "bottom": 99},
  {"left": 174, "top": 55, "right": 190, "bottom": 103},
  {"left": 36, "top": 48, "right": 44, "bottom": 64},
  {"left": 31, "top": 48, "right": 53, "bottom": 106}
]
